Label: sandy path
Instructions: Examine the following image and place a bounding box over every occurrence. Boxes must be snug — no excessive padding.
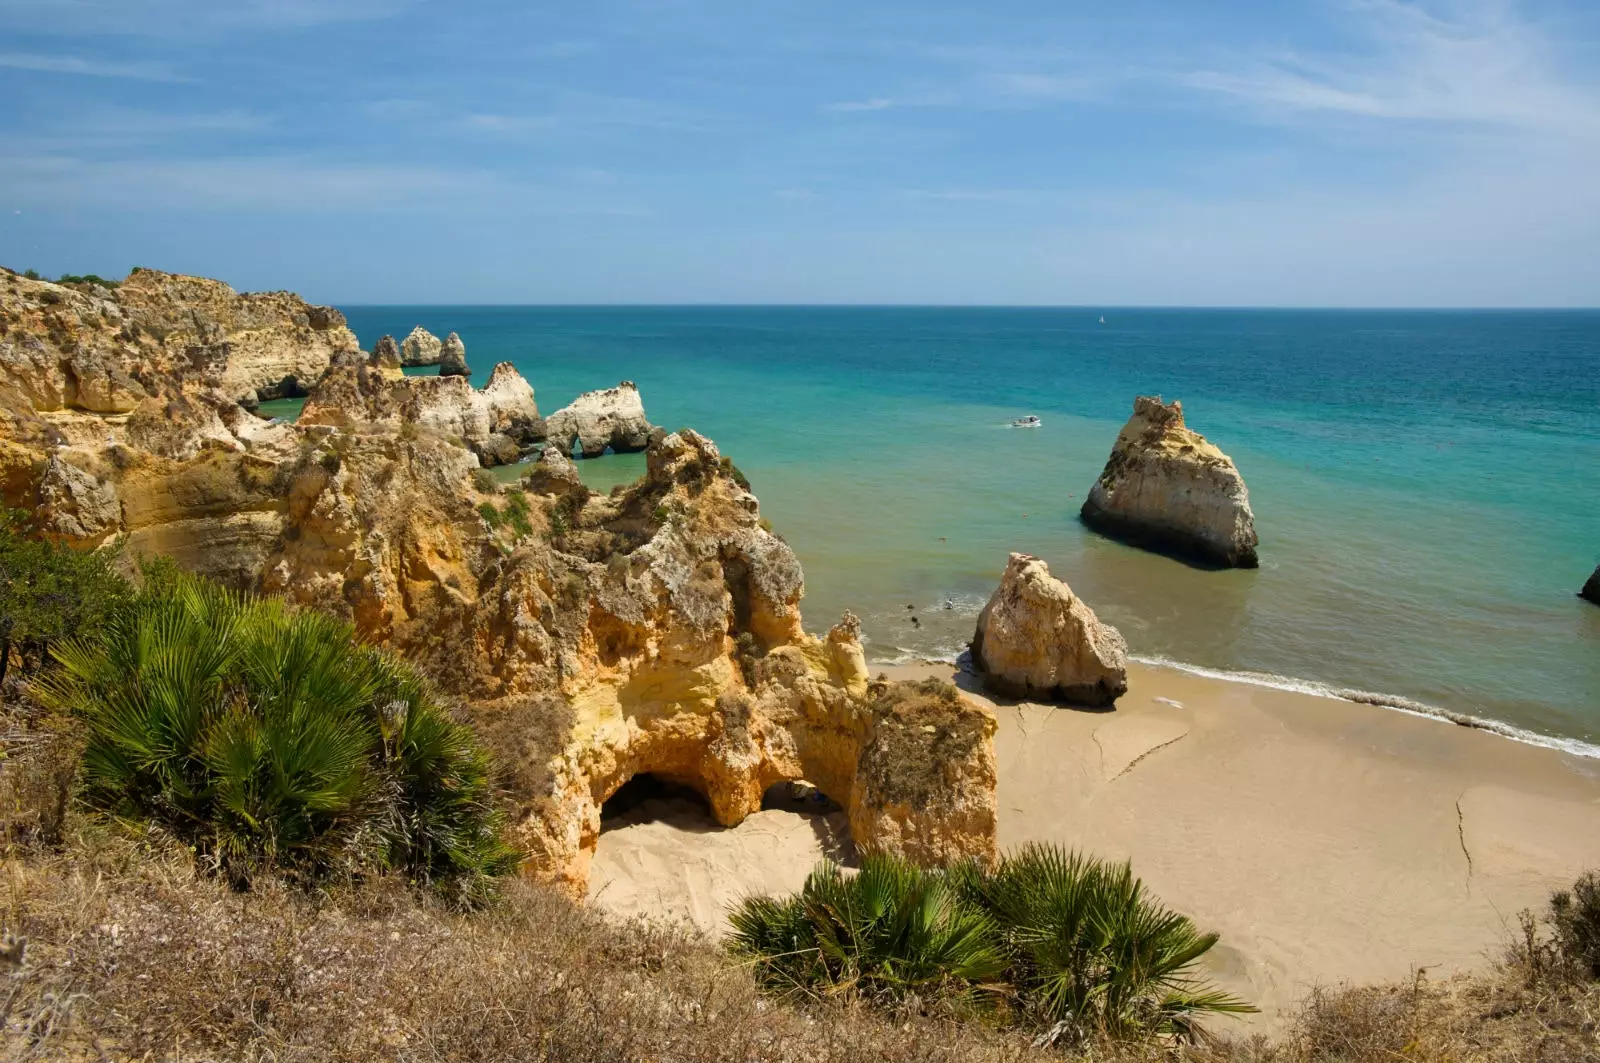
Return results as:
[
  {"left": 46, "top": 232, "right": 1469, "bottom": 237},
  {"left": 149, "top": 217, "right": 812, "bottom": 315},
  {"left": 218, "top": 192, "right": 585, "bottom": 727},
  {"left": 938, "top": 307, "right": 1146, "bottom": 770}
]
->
[{"left": 588, "top": 661, "right": 1600, "bottom": 1028}]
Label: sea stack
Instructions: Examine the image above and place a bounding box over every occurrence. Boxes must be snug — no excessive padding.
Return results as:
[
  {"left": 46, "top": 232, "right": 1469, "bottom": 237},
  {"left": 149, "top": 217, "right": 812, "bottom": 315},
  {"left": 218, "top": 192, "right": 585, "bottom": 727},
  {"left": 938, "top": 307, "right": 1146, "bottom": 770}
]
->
[
  {"left": 1582, "top": 565, "right": 1600, "bottom": 605},
  {"left": 439, "top": 331, "right": 469, "bottom": 378},
  {"left": 1081, "top": 396, "right": 1259, "bottom": 568},
  {"left": 545, "top": 380, "right": 655, "bottom": 458},
  {"left": 971, "top": 552, "right": 1128, "bottom": 708},
  {"left": 369, "top": 334, "right": 402, "bottom": 372},
  {"left": 400, "top": 326, "right": 442, "bottom": 367}
]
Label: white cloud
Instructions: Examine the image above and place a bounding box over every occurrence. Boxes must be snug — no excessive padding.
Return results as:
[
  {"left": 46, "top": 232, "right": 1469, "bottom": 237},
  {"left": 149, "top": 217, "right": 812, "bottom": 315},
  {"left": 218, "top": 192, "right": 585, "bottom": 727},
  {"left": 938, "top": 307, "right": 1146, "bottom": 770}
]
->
[
  {"left": 1181, "top": 0, "right": 1600, "bottom": 136},
  {"left": 0, "top": 51, "right": 188, "bottom": 81},
  {"left": 828, "top": 97, "right": 896, "bottom": 113}
]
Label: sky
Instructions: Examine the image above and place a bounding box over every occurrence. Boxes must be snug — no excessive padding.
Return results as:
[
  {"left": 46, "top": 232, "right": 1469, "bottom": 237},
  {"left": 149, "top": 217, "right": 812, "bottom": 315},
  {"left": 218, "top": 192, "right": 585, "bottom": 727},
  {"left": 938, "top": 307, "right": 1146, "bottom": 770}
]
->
[{"left": 1, "top": 0, "right": 1598, "bottom": 306}]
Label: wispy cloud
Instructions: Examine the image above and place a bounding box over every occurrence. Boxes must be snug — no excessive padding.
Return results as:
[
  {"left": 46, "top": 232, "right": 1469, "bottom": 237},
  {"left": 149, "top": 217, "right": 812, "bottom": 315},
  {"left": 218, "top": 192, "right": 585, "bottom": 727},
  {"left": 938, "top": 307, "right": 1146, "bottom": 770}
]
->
[
  {"left": 0, "top": 51, "right": 188, "bottom": 81},
  {"left": 1181, "top": 0, "right": 1600, "bottom": 136},
  {"left": 828, "top": 97, "right": 896, "bottom": 113}
]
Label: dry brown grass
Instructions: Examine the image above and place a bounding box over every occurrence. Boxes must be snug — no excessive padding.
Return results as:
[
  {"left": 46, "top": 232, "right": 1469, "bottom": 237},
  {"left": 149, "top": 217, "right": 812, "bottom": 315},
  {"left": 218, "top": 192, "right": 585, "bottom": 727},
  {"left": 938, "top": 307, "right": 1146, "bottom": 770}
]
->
[{"left": 0, "top": 834, "right": 1079, "bottom": 1063}]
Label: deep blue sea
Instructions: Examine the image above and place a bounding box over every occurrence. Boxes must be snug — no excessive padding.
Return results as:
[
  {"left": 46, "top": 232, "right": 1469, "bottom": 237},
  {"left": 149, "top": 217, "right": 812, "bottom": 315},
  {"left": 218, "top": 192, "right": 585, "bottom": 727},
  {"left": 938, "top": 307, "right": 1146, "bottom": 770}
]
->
[{"left": 301, "top": 307, "right": 1600, "bottom": 750}]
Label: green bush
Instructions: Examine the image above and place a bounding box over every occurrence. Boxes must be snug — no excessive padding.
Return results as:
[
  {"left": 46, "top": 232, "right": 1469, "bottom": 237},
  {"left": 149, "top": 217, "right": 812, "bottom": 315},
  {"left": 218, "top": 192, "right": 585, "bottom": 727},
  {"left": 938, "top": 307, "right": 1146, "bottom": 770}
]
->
[
  {"left": 1551, "top": 871, "right": 1600, "bottom": 979},
  {"left": 22, "top": 268, "right": 41, "bottom": 281},
  {"left": 502, "top": 490, "right": 533, "bottom": 537},
  {"left": 56, "top": 273, "right": 119, "bottom": 288},
  {"left": 0, "top": 513, "right": 135, "bottom": 688},
  {"left": 729, "top": 845, "right": 1251, "bottom": 1042},
  {"left": 478, "top": 501, "right": 505, "bottom": 529},
  {"left": 471, "top": 468, "right": 499, "bottom": 494},
  {"left": 35, "top": 573, "right": 517, "bottom": 902}
]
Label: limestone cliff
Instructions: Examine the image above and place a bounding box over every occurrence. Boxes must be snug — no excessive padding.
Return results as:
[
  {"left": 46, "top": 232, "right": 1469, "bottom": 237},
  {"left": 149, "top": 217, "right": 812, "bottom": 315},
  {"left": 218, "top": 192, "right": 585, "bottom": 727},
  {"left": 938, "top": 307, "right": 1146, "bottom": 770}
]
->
[
  {"left": 0, "top": 267, "right": 359, "bottom": 409},
  {"left": 0, "top": 268, "right": 1000, "bottom": 894},
  {"left": 971, "top": 552, "right": 1128, "bottom": 708},
  {"left": 439, "top": 332, "right": 469, "bottom": 378},
  {"left": 298, "top": 359, "right": 542, "bottom": 466},
  {"left": 1583, "top": 566, "right": 1600, "bottom": 605},
  {"left": 545, "top": 381, "right": 655, "bottom": 458},
  {"left": 1081, "top": 396, "right": 1259, "bottom": 568}
]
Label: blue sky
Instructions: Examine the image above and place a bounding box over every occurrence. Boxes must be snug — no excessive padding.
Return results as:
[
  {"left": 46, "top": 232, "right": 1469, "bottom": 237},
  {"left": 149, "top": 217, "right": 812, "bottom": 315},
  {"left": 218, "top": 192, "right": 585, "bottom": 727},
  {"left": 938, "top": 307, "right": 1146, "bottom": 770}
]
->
[{"left": 2, "top": 0, "right": 1598, "bottom": 305}]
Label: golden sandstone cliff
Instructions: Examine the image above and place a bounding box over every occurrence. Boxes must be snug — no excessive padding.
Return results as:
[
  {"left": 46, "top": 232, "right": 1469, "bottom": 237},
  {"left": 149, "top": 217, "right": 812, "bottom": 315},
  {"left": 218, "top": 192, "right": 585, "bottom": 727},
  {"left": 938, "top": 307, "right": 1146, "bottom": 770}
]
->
[
  {"left": 1082, "top": 396, "right": 1259, "bottom": 568},
  {"left": 0, "top": 265, "right": 1000, "bottom": 892}
]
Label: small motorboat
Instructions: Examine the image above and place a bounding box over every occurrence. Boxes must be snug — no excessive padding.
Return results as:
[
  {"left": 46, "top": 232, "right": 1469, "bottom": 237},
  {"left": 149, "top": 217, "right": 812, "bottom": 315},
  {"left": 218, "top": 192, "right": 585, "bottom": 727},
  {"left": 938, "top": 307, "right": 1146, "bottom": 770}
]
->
[{"left": 1010, "top": 415, "right": 1042, "bottom": 428}]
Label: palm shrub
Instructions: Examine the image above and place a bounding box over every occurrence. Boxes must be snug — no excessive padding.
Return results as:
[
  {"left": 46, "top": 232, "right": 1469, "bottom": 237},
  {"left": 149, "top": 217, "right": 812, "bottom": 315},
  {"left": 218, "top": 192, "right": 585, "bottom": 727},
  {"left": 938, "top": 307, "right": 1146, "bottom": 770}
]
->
[
  {"left": 957, "top": 844, "right": 1253, "bottom": 1040},
  {"left": 729, "top": 853, "right": 1006, "bottom": 1006},
  {"left": 728, "top": 844, "right": 1251, "bottom": 1042},
  {"left": 36, "top": 573, "right": 517, "bottom": 901}
]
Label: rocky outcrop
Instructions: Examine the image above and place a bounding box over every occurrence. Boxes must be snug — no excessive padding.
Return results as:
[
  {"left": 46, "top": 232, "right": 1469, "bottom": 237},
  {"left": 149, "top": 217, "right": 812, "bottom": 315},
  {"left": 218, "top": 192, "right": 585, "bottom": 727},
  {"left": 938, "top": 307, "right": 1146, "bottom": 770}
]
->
[
  {"left": 1, "top": 267, "right": 359, "bottom": 408},
  {"left": 298, "top": 360, "right": 542, "bottom": 466},
  {"left": 1081, "top": 396, "right": 1259, "bottom": 568},
  {"left": 0, "top": 264, "right": 1002, "bottom": 897},
  {"left": 1583, "top": 566, "right": 1600, "bottom": 605},
  {"left": 545, "top": 381, "right": 655, "bottom": 459},
  {"left": 370, "top": 335, "right": 402, "bottom": 371},
  {"left": 400, "top": 326, "right": 442, "bottom": 367},
  {"left": 971, "top": 552, "right": 1128, "bottom": 708},
  {"left": 439, "top": 332, "right": 468, "bottom": 378}
]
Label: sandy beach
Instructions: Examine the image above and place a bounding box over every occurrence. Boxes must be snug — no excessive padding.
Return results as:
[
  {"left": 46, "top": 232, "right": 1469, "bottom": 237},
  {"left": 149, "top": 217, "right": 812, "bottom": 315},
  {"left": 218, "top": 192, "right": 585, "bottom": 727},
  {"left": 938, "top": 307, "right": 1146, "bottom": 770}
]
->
[{"left": 590, "top": 660, "right": 1600, "bottom": 1028}]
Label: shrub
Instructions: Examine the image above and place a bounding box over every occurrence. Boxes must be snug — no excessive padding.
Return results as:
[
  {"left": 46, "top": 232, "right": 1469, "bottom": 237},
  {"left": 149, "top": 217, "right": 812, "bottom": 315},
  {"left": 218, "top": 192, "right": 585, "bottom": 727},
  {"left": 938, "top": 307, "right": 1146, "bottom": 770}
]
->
[
  {"left": 1551, "top": 871, "right": 1600, "bottom": 979},
  {"left": 503, "top": 490, "right": 533, "bottom": 537},
  {"left": 0, "top": 512, "right": 135, "bottom": 688},
  {"left": 471, "top": 467, "right": 500, "bottom": 494},
  {"left": 729, "top": 844, "right": 1250, "bottom": 1043},
  {"left": 478, "top": 501, "right": 505, "bottom": 528},
  {"left": 22, "top": 268, "right": 40, "bottom": 280},
  {"left": 34, "top": 573, "right": 516, "bottom": 901},
  {"left": 55, "top": 272, "right": 119, "bottom": 288}
]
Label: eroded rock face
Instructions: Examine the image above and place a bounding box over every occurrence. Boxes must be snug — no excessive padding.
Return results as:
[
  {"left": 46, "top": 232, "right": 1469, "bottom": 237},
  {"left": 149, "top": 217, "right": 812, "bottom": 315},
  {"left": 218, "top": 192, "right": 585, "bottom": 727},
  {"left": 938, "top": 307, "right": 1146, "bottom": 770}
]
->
[
  {"left": 545, "top": 381, "right": 655, "bottom": 459},
  {"left": 401, "top": 326, "right": 443, "bottom": 367},
  {"left": 298, "top": 360, "right": 542, "bottom": 466},
  {"left": 439, "top": 332, "right": 469, "bottom": 378},
  {"left": 1081, "top": 396, "right": 1259, "bottom": 568},
  {"left": 0, "top": 266, "right": 1001, "bottom": 897},
  {"left": 971, "top": 552, "right": 1128, "bottom": 708},
  {"left": 0, "top": 267, "right": 359, "bottom": 408},
  {"left": 1582, "top": 566, "right": 1600, "bottom": 605}
]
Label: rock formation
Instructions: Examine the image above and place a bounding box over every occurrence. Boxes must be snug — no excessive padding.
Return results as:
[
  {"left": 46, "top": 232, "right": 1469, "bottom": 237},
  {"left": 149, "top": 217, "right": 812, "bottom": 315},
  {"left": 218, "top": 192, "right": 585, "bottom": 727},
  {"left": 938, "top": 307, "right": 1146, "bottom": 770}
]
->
[
  {"left": 0, "top": 264, "right": 1001, "bottom": 894},
  {"left": 0, "top": 267, "right": 359, "bottom": 408},
  {"left": 971, "top": 552, "right": 1128, "bottom": 708},
  {"left": 1081, "top": 396, "right": 1259, "bottom": 568},
  {"left": 1582, "top": 566, "right": 1600, "bottom": 605},
  {"left": 369, "top": 335, "right": 402, "bottom": 372},
  {"left": 545, "top": 381, "right": 655, "bottom": 459},
  {"left": 439, "top": 332, "right": 469, "bottom": 378},
  {"left": 400, "top": 326, "right": 443, "bottom": 367},
  {"left": 298, "top": 359, "right": 542, "bottom": 466}
]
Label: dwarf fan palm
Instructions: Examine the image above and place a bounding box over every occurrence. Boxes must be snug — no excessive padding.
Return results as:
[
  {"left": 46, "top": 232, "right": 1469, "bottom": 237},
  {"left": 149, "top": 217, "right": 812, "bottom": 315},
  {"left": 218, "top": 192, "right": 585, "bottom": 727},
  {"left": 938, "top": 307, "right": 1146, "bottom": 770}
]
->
[{"left": 38, "top": 573, "right": 515, "bottom": 898}]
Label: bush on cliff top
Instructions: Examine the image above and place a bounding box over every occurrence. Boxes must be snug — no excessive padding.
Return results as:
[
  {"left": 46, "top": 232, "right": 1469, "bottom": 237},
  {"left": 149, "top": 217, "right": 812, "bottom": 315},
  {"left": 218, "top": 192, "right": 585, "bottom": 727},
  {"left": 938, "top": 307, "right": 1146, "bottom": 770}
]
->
[
  {"left": 730, "top": 844, "right": 1252, "bottom": 1045},
  {"left": 34, "top": 571, "right": 516, "bottom": 902}
]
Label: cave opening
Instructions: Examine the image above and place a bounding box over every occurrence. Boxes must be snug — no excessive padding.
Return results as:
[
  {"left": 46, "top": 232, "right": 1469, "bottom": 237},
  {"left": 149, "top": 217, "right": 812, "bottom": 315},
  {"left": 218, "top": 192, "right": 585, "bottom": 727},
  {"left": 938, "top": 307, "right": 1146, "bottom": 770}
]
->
[{"left": 599, "top": 773, "right": 715, "bottom": 833}]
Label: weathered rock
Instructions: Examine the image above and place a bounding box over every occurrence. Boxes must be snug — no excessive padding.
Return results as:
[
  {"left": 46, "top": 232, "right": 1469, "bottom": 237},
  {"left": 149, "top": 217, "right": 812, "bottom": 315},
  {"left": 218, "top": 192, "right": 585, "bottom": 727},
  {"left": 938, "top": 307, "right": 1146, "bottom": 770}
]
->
[
  {"left": 369, "top": 335, "right": 402, "bottom": 371},
  {"left": 0, "top": 267, "right": 358, "bottom": 408},
  {"left": 400, "top": 326, "right": 442, "bottom": 367},
  {"left": 971, "top": 552, "right": 1128, "bottom": 708},
  {"left": 1081, "top": 396, "right": 1259, "bottom": 568},
  {"left": 1582, "top": 566, "right": 1600, "bottom": 605},
  {"left": 439, "top": 331, "right": 469, "bottom": 378},
  {"left": 545, "top": 381, "right": 655, "bottom": 459},
  {"left": 37, "top": 453, "right": 120, "bottom": 543},
  {"left": 298, "top": 360, "right": 542, "bottom": 466},
  {"left": 522, "top": 443, "right": 585, "bottom": 495}
]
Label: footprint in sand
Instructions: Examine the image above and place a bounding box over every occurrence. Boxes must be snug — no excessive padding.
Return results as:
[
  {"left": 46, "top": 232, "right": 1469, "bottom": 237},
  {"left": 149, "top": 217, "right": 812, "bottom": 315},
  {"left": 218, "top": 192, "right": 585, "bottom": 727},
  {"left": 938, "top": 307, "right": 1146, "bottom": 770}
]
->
[{"left": 1092, "top": 714, "right": 1190, "bottom": 782}]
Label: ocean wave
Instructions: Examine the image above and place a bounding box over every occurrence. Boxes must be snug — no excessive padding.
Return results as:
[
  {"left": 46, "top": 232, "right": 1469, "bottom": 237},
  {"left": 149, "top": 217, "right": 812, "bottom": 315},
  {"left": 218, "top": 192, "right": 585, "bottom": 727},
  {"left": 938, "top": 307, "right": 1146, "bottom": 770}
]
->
[{"left": 1130, "top": 655, "right": 1600, "bottom": 761}]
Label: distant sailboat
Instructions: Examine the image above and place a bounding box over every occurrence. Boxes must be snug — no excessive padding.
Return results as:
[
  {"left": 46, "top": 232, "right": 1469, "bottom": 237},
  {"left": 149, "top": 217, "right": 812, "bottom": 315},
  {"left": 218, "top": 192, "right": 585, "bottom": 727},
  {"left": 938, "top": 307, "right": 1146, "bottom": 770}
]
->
[{"left": 1099, "top": 315, "right": 1106, "bottom": 325}]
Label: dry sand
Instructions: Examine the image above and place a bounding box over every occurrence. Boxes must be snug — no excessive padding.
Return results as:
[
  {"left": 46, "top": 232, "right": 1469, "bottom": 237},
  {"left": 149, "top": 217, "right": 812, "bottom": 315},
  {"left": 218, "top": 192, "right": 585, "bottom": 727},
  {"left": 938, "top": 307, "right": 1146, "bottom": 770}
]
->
[{"left": 588, "top": 661, "right": 1600, "bottom": 1027}]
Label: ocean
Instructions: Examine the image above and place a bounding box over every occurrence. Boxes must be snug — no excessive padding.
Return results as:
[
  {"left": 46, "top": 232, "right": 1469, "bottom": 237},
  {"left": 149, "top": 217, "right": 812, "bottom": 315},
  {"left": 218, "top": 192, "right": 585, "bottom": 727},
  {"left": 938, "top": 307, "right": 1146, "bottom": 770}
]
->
[{"left": 277, "top": 307, "right": 1600, "bottom": 752}]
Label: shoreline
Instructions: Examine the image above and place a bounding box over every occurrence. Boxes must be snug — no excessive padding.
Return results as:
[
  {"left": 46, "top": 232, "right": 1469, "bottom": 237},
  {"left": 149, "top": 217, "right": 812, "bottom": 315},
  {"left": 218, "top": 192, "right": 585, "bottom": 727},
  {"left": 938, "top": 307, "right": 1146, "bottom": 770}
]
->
[{"left": 861, "top": 649, "right": 1600, "bottom": 761}]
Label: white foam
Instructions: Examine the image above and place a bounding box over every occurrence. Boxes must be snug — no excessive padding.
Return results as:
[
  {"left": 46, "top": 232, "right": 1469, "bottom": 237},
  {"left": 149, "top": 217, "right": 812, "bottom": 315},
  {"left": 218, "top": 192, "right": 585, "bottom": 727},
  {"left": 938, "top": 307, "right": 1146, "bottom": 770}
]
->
[{"left": 1130, "top": 655, "right": 1600, "bottom": 761}]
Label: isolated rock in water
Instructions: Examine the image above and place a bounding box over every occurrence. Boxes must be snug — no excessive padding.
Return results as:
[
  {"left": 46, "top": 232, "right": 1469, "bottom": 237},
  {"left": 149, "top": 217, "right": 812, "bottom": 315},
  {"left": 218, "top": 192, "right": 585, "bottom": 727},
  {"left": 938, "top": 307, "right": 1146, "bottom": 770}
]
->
[
  {"left": 1081, "top": 396, "right": 1259, "bottom": 568},
  {"left": 545, "top": 380, "right": 655, "bottom": 458},
  {"left": 971, "top": 552, "right": 1128, "bottom": 708},
  {"left": 439, "top": 331, "right": 468, "bottom": 378},
  {"left": 400, "top": 326, "right": 442, "bottom": 367},
  {"left": 369, "top": 335, "right": 402, "bottom": 371},
  {"left": 1582, "top": 565, "right": 1600, "bottom": 605},
  {"left": 522, "top": 442, "right": 584, "bottom": 495}
]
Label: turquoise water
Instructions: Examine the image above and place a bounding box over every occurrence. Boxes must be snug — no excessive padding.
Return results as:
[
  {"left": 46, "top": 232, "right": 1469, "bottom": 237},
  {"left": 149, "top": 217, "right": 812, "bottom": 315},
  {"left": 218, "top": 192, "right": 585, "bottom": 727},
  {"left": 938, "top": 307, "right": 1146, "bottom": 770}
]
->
[{"left": 330, "top": 307, "right": 1600, "bottom": 749}]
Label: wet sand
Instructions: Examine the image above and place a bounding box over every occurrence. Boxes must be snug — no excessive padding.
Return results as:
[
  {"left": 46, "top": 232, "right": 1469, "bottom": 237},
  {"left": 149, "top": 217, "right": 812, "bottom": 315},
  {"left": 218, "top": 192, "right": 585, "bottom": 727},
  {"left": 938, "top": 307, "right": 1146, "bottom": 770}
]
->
[{"left": 588, "top": 661, "right": 1600, "bottom": 1027}]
